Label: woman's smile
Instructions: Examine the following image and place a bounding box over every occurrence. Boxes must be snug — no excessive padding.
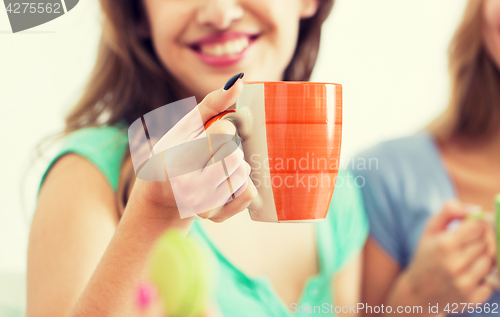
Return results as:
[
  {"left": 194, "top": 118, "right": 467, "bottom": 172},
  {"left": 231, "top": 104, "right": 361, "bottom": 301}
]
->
[
  {"left": 141, "top": 0, "right": 317, "bottom": 100},
  {"left": 187, "top": 31, "right": 261, "bottom": 67}
]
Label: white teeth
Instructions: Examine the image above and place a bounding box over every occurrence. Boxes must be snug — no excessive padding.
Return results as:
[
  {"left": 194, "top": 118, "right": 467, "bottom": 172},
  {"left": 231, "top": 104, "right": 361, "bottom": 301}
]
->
[
  {"left": 224, "top": 41, "right": 233, "bottom": 54},
  {"left": 238, "top": 38, "right": 249, "bottom": 52},
  {"left": 200, "top": 37, "right": 251, "bottom": 56},
  {"left": 214, "top": 45, "right": 224, "bottom": 56}
]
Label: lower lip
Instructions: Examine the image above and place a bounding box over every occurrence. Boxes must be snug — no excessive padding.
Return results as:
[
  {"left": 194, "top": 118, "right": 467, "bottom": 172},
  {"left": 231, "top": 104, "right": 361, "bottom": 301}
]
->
[{"left": 191, "top": 39, "right": 255, "bottom": 67}]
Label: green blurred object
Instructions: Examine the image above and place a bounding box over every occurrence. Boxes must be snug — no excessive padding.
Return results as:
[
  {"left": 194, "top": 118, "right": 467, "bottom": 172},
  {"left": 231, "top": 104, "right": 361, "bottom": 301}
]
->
[
  {"left": 148, "top": 229, "right": 213, "bottom": 317},
  {"left": 465, "top": 212, "right": 487, "bottom": 221}
]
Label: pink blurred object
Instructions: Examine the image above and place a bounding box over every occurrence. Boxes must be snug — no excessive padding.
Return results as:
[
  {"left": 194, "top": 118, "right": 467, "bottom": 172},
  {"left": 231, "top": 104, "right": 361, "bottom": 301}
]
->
[{"left": 137, "top": 282, "right": 156, "bottom": 310}]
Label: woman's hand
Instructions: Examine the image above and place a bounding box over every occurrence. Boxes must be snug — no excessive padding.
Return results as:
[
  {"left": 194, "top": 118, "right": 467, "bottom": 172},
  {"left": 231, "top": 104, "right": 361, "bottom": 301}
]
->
[
  {"left": 131, "top": 74, "right": 257, "bottom": 223},
  {"left": 395, "top": 201, "right": 496, "bottom": 311}
]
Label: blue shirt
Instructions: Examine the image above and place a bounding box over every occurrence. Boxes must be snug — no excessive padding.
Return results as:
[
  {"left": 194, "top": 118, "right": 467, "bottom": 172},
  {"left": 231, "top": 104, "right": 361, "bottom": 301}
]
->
[{"left": 351, "top": 132, "right": 500, "bottom": 315}]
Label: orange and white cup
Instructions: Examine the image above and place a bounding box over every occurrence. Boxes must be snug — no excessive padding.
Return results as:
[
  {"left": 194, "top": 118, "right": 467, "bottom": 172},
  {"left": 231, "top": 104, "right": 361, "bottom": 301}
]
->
[{"left": 206, "top": 81, "right": 342, "bottom": 223}]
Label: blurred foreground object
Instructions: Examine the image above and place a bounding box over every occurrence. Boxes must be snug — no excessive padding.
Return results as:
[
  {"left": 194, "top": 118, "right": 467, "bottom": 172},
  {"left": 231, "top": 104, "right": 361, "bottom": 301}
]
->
[{"left": 148, "top": 229, "right": 214, "bottom": 317}]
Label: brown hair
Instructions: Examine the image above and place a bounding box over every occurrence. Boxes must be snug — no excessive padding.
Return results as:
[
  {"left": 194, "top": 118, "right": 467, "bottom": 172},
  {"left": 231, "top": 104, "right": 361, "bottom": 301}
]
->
[
  {"left": 432, "top": 0, "right": 500, "bottom": 142},
  {"left": 60, "top": 0, "right": 335, "bottom": 209}
]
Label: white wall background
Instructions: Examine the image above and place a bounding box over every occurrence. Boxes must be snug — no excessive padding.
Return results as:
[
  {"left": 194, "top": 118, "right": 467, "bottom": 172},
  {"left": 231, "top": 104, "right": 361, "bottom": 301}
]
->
[{"left": 0, "top": 0, "right": 468, "bottom": 291}]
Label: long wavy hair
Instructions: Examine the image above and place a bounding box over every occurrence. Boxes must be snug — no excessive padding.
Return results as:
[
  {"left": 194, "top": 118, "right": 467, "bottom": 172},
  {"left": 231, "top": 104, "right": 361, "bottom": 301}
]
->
[
  {"left": 57, "top": 0, "right": 335, "bottom": 210},
  {"left": 431, "top": 0, "right": 500, "bottom": 142}
]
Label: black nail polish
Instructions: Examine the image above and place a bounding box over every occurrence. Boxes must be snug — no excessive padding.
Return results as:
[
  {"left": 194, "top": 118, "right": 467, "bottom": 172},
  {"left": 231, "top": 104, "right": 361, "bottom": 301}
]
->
[{"left": 223, "top": 72, "right": 244, "bottom": 90}]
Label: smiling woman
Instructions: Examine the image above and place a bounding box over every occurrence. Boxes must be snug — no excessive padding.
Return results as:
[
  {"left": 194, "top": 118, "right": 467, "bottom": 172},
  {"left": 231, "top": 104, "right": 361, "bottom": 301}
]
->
[
  {"left": 64, "top": 0, "right": 334, "bottom": 210},
  {"left": 26, "top": 0, "right": 370, "bottom": 316}
]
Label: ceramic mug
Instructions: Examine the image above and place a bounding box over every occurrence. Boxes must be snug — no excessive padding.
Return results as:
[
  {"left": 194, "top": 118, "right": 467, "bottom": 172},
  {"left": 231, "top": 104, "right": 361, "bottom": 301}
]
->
[{"left": 205, "top": 81, "right": 342, "bottom": 223}]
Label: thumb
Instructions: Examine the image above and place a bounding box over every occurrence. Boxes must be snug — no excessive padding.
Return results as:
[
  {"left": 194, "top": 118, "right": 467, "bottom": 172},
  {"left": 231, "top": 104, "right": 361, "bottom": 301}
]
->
[
  {"left": 197, "top": 72, "right": 244, "bottom": 124},
  {"left": 425, "top": 200, "right": 469, "bottom": 235}
]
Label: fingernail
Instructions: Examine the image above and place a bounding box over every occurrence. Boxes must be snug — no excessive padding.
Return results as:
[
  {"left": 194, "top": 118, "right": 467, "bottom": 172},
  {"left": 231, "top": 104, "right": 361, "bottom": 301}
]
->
[
  {"left": 136, "top": 283, "right": 155, "bottom": 311},
  {"left": 223, "top": 72, "right": 244, "bottom": 90}
]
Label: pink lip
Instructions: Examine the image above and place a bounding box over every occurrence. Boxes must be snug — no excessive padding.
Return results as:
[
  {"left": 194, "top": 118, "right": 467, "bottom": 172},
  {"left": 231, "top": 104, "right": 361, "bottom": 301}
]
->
[{"left": 187, "top": 31, "right": 259, "bottom": 67}]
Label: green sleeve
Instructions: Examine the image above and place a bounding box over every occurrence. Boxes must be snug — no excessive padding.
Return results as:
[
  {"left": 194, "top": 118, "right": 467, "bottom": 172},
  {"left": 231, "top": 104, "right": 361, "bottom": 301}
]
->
[{"left": 38, "top": 125, "right": 129, "bottom": 195}]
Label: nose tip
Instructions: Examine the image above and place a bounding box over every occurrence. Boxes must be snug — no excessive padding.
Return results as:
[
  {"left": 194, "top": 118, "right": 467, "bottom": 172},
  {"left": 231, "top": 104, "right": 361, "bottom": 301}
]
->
[{"left": 196, "top": 0, "right": 244, "bottom": 30}]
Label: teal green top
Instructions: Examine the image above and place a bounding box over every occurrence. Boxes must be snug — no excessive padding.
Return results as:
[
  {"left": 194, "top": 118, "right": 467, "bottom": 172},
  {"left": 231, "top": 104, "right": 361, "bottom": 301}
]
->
[
  {"left": 39, "top": 124, "right": 129, "bottom": 193},
  {"left": 39, "top": 126, "right": 369, "bottom": 317}
]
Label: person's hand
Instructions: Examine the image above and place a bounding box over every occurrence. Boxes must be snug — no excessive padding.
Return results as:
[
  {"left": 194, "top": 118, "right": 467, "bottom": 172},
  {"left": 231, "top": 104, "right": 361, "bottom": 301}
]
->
[
  {"left": 135, "top": 283, "right": 220, "bottom": 317},
  {"left": 402, "top": 201, "right": 497, "bottom": 309},
  {"left": 131, "top": 73, "right": 257, "bottom": 222}
]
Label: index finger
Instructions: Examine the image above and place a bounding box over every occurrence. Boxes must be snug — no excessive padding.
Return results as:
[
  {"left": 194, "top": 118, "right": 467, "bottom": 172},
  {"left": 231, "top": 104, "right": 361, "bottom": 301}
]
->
[{"left": 197, "top": 73, "right": 244, "bottom": 124}]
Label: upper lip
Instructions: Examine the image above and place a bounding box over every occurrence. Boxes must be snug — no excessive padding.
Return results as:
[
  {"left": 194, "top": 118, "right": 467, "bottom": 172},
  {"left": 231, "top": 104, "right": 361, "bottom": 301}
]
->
[{"left": 187, "top": 31, "right": 260, "bottom": 49}]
